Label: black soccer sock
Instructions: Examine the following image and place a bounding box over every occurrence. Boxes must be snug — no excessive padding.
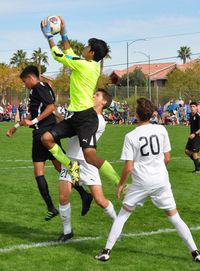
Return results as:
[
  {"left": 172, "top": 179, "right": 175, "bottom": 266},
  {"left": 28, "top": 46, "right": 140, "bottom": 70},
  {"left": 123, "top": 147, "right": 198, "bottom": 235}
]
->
[
  {"left": 35, "top": 175, "right": 55, "bottom": 211},
  {"left": 193, "top": 159, "right": 200, "bottom": 170},
  {"left": 73, "top": 183, "right": 87, "bottom": 198},
  {"left": 189, "top": 155, "right": 194, "bottom": 161},
  {"left": 73, "top": 183, "right": 93, "bottom": 216}
]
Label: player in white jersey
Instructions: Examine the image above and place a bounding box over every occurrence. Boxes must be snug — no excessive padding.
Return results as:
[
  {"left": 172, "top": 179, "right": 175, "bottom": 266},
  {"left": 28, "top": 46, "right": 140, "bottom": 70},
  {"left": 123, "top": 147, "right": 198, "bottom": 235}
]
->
[
  {"left": 57, "top": 89, "right": 117, "bottom": 241},
  {"left": 96, "top": 98, "right": 200, "bottom": 263}
]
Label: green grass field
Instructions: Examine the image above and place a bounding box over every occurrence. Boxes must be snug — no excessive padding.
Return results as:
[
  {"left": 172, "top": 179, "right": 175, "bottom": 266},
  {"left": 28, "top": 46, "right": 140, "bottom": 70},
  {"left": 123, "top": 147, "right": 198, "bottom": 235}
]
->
[{"left": 0, "top": 122, "right": 200, "bottom": 271}]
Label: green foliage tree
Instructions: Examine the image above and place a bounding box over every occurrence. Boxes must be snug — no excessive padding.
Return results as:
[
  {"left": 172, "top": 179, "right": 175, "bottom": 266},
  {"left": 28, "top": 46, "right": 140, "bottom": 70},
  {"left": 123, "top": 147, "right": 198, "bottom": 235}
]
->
[
  {"left": 165, "top": 61, "right": 200, "bottom": 101},
  {"left": 177, "top": 46, "right": 192, "bottom": 64},
  {"left": 0, "top": 63, "right": 9, "bottom": 68},
  {"left": 97, "top": 74, "right": 112, "bottom": 89},
  {"left": 0, "top": 65, "right": 24, "bottom": 104},
  {"left": 52, "top": 73, "right": 70, "bottom": 103},
  {"left": 120, "top": 68, "right": 146, "bottom": 87}
]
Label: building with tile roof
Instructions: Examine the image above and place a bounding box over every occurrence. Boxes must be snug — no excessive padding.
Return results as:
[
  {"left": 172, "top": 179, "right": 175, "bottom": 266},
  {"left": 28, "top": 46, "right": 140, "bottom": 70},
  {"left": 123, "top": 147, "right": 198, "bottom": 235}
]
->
[{"left": 109, "top": 60, "right": 199, "bottom": 87}]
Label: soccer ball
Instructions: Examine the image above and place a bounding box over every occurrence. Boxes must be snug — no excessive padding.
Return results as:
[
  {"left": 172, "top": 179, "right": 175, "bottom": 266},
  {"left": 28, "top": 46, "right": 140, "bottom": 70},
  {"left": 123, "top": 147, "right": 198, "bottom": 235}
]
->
[{"left": 48, "top": 15, "right": 61, "bottom": 35}]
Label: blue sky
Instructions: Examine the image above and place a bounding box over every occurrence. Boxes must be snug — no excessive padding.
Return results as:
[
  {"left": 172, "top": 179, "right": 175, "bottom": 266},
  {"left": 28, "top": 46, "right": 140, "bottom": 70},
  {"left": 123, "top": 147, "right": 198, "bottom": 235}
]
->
[{"left": 1, "top": 0, "right": 200, "bottom": 76}]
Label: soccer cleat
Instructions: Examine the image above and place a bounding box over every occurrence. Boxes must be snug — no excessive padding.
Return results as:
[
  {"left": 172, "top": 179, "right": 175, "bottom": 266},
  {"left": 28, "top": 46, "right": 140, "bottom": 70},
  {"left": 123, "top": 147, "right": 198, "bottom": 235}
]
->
[
  {"left": 44, "top": 208, "right": 59, "bottom": 221},
  {"left": 69, "top": 161, "right": 80, "bottom": 184},
  {"left": 57, "top": 231, "right": 74, "bottom": 242},
  {"left": 192, "top": 170, "right": 200, "bottom": 173},
  {"left": 192, "top": 250, "right": 200, "bottom": 262},
  {"left": 95, "top": 249, "right": 111, "bottom": 261},
  {"left": 81, "top": 192, "right": 93, "bottom": 216}
]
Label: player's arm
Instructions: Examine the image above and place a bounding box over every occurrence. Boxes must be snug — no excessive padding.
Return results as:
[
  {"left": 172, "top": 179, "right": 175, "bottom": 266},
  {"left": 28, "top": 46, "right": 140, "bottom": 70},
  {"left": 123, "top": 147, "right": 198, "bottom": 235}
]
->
[
  {"left": 41, "top": 16, "right": 77, "bottom": 63},
  {"left": 189, "top": 120, "right": 196, "bottom": 139},
  {"left": 6, "top": 122, "right": 24, "bottom": 137},
  {"left": 164, "top": 151, "right": 170, "bottom": 165},
  {"left": 40, "top": 18, "right": 55, "bottom": 48},
  {"left": 52, "top": 46, "right": 81, "bottom": 69},
  {"left": 5, "top": 117, "right": 29, "bottom": 137},
  {"left": 59, "top": 16, "right": 70, "bottom": 51},
  {"left": 195, "top": 115, "right": 200, "bottom": 136},
  {"left": 163, "top": 127, "right": 171, "bottom": 161},
  {"left": 116, "top": 160, "right": 133, "bottom": 199},
  {"left": 51, "top": 18, "right": 82, "bottom": 70},
  {"left": 117, "top": 134, "right": 134, "bottom": 198},
  {"left": 6, "top": 114, "right": 34, "bottom": 136},
  {"left": 36, "top": 103, "right": 55, "bottom": 121},
  {"left": 24, "top": 104, "right": 55, "bottom": 126},
  {"left": 194, "top": 129, "right": 200, "bottom": 136},
  {"left": 189, "top": 132, "right": 196, "bottom": 139}
]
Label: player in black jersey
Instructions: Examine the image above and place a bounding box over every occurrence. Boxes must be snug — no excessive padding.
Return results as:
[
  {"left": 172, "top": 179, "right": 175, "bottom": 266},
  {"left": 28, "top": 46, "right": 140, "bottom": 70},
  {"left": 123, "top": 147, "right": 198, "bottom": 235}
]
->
[
  {"left": 185, "top": 101, "right": 200, "bottom": 173},
  {"left": 6, "top": 65, "right": 93, "bottom": 220}
]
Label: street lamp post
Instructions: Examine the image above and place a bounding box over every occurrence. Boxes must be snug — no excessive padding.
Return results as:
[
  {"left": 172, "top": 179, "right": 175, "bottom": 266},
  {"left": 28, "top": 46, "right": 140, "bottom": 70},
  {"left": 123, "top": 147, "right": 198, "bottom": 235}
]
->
[
  {"left": 126, "top": 39, "right": 146, "bottom": 99},
  {"left": 133, "top": 51, "right": 151, "bottom": 100}
]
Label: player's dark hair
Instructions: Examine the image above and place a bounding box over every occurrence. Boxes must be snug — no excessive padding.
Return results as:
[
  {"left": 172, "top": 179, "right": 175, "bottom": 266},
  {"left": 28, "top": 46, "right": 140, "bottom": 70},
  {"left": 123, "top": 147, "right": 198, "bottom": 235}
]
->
[
  {"left": 88, "top": 38, "right": 110, "bottom": 62},
  {"left": 190, "top": 101, "right": 198, "bottom": 106},
  {"left": 20, "top": 65, "right": 40, "bottom": 79},
  {"left": 136, "top": 98, "right": 155, "bottom": 121},
  {"left": 97, "top": 88, "right": 112, "bottom": 109}
]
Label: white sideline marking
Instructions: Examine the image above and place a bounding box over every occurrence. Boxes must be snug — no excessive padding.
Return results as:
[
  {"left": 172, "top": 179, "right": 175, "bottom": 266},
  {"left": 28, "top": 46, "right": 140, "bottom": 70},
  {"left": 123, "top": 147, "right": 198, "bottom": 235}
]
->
[
  {"left": 0, "top": 237, "right": 101, "bottom": 253},
  {"left": 1, "top": 226, "right": 200, "bottom": 254},
  {"left": 0, "top": 165, "right": 53, "bottom": 170},
  {"left": 123, "top": 226, "right": 200, "bottom": 237},
  {"left": 0, "top": 157, "right": 185, "bottom": 170},
  {"left": 0, "top": 156, "right": 186, "bottom": 163},
  {"left": 0, "top": 160, "right": 32, "bottom": 162}
]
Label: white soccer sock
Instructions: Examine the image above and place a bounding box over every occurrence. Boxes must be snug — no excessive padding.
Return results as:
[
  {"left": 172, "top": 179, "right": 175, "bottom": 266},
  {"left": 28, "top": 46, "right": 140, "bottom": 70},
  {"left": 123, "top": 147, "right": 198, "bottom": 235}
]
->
[
  {"left": 168, "top": 212, "right": 197, "bottom": 252},
  {"left": 105, "top": 207, "right": 131, "bottom": 250},
  {"left": 104, "top": 201, "right": 117, "bottom": 221},
  {"left": 59, "top": 203, "right": 72, "bottom": 235}
]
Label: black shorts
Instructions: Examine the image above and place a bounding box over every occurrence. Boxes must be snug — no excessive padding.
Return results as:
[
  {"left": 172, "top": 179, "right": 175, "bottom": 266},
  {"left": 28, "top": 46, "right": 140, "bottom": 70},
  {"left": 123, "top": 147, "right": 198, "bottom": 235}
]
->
[
  {"left": 185, "top": 136, "right": 200, "bottom": 153},
  {"left": 32, "top": 138, "right": 62, "bottom": 162},
  {"left": 49, "top": 107, "right": 99, "bottom": 149}
]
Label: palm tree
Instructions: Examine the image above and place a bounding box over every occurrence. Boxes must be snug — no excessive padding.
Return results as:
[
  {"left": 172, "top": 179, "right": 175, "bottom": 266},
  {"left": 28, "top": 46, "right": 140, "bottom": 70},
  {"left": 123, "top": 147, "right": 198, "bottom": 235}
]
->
[
  {"left": 10, "top": 49, "right": 28, "bottom": 70},
  {"left": 31, "top": 48, "right": 48, "bottom": 74},
  {"left": 69, "top": 40, "right": 84, "bottom": 56},
  {"left": 177, "top": 46, "right": 192, "bottom": 64}
]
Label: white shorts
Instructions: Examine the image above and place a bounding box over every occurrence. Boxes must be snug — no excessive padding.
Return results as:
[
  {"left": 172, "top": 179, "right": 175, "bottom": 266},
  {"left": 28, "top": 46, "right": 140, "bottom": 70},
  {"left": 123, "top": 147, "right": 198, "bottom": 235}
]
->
[
  {"left": 59, "top": 159, "right": 101, "bottom": 186},
  {"left": 123, "top": 183, "right": 176, "bottom": 211}
]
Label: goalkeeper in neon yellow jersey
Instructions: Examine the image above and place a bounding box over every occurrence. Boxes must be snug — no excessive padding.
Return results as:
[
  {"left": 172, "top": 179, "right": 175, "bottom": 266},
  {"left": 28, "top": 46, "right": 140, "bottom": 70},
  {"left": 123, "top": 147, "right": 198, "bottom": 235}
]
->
[{"left": 40, "top": 16, "right": 119, "bottom": 185}]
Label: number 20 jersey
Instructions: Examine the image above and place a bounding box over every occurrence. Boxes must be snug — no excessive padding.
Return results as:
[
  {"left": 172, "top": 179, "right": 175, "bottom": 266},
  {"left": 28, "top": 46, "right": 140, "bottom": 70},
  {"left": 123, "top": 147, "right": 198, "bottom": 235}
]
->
[{"left": 121, "top": 124, "right": 171, "bottom": 188}]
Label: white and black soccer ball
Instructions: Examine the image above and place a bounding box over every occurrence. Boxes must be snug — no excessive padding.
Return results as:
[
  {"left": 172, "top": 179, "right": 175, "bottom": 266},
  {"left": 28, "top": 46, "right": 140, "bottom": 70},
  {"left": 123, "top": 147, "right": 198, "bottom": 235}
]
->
[{"left": 48, "top": 15, "right": 61, "bottom": 35}]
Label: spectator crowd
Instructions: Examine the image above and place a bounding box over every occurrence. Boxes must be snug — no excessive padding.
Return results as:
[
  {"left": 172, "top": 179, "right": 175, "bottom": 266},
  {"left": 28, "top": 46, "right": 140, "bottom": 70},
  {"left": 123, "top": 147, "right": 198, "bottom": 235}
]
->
[
  {"left": 155, "top": 98, "right": 193, "bottom": 126},
  {"left": 0, "top": 101, "right": 27, "bottom": 122},
  {"left": 0, "top": 98, "right": 197, "bottom": 126}
]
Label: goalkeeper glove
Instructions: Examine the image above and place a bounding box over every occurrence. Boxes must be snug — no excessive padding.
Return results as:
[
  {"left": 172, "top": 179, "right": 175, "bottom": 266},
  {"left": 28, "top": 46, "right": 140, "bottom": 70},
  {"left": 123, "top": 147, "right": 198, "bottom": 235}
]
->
[
  {"left": 59, "top": 17, "right": 69, "bottom": 42},
  {"left": 40, "top": 19, "right": 53, "bottom": 41}
]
